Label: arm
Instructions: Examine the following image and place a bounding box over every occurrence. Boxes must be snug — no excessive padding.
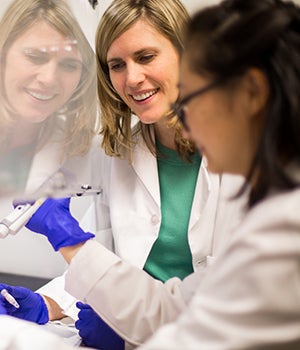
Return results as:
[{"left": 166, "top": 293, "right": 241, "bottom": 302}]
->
[
  {"left": 37, "top": 195, "right": 113, "bottom": 321},
  {"left": 26, "top": 198, "right": 187, "bottom": 346},
  {"left": 37, "top": 275, "right": 76, "bottom": 320},
  {"left": 42, "top": 295, "right": 64, "bottom": 320},
  {"left": 64, "top": 240, "right": 186, "bottom": 347},
  {"left": 139, "top": 193, "right": 300, "bottom": 349}
]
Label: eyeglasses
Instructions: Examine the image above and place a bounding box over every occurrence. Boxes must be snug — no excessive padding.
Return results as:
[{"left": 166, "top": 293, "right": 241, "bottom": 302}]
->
[{"left": 172, "top": 80, "right": 221, "bottom": 131}]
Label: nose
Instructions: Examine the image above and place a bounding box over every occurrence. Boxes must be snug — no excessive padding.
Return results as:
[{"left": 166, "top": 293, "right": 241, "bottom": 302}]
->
[
  {"left": 36, "top": 61, "right": 58, "bottom": 86},
  {"left": 126, "top": 62, "right": 145, "bottom": 87}
]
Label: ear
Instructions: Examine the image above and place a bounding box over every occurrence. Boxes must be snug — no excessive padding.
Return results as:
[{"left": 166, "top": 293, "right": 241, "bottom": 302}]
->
[{"left": 243, "top": 68, "right": 269, "bottom": 117}]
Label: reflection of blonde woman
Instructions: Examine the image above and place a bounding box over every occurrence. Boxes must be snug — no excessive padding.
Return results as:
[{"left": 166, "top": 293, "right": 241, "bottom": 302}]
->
[
  {"left": 0, "top": 0, "right": 97, "bottom": 179},
  {"left": 0, "top": 0, "right": 99, "bottom": 302}
]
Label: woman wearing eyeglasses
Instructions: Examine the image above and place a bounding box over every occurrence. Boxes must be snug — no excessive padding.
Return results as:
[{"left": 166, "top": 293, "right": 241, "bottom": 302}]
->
[{"left": 1, "top": 0, "right": 300, "bottom": 349}]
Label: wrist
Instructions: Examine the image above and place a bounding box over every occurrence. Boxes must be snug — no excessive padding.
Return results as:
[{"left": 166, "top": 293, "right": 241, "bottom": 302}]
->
[
  {"left": 59, "top": 242, "right": 86, "bottom": 264},
  {"left": 41, "top": 295, "right": 64, "bottom": 321},
  {"left": 36, "top": 294, "right": 50, "bottom": 324}
]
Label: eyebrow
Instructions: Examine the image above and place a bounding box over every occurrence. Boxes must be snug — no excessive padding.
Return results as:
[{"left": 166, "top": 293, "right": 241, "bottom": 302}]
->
[
  {"left": 23, "top": 46, "right": 82, "bottom": 60},
  {"left": 107, "top": 57, "right": 122, "bottom": 65},
  {"left": 107, "top": 47, "right": 158, "bottom": 64}
]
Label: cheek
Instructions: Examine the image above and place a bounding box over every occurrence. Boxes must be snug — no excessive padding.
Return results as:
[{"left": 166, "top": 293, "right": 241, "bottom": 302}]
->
[
  {"left": 109, "top": 72, "right": 123, "bottom": 96},
  {"left": 4, "top": 56, "right": 18, "bottom": 86},
  {"left": 63, "top": 72, "right": 82, "bottom": 99},
  {"left": 185, "top": 111, "right": 206, "bottom": 144},
  {"left": 161, "top": 58, "right": 179, "bottom": 100}
]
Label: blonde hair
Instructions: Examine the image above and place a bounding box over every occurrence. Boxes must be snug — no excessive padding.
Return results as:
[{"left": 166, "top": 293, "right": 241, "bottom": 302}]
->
[
  {"left": 96, "top": 0, "right": 195, "bottom": 160},
  {"left": 0, "top": 0, "right": 98, "bottom": 157}
]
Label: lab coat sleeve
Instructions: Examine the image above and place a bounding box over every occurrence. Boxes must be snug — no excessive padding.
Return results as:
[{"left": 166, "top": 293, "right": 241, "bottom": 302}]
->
[
  {"left": 139, "top": 190, "right": 300, "bottom": 350},
  {"left": 36, "top": 273, "right": 79, "bottom": 320},
  {"left": 0, "top": 315, "right": 82, "bottom": 350},
  {"left": 65, "top": 239, "right": 187, "bottom": 347},
  {"left": 37, "top": 196, "right": 114, "bottom": 320}
]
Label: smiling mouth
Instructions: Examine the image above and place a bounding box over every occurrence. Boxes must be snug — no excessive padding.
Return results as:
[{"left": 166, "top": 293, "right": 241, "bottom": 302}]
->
[
  {"left": 26, "top": 89, "right": 56, "bottom": 101},
  {"left": 132, "top": 88, "right": 159, "bottom": 102}
]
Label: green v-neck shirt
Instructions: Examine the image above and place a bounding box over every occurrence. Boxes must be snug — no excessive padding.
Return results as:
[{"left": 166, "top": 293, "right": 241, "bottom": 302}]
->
[{"left": 143, "top": 142, "right": 201, "bottom": 282}]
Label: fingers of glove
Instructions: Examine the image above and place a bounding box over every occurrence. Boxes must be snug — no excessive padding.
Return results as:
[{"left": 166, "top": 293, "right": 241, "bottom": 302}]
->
[
  {"left": 75, "top": 304, "right": 101, "bottom": 339},
  {"left": 78, "top": 308, "right": 100, "bottom": 325},
  {"left": 0, "top": 283, "right": 48, "bottom": 323},
  {"left": 78, "top": 315, "right": 125, "bottom": 350},
  {"left": 0, "top": 284, "right": 33, "bottom": 301},
  {"left": 0, "top": 296, "right": 7, "bottom": 315},
  {"left": 76, "top": 302, "right": 91, "bottom": 310},
  {"left": 6, "top": 292, "right": 48, "bottom": 324},
  {"left": 76, "top": 319, "right": 91, "bottom": 339},
  {"left": 0, "top": 284, "right": 13, "bottom": 295},
  {"left": 26, "top": 198, "right": 71, "bottom": 233}
]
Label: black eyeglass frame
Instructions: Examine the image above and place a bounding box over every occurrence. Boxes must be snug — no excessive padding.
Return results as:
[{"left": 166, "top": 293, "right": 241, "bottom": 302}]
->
[{"left": 172, "top": 80, "right": 222, "bottom": 130}]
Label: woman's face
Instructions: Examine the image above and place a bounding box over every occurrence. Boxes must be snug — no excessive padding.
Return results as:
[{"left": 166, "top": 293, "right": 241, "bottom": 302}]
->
[
  {"left": 107, "top": 18, "right": 180, "bottom": 124},
  {"left": 179, "top": 53, "right": 261, "bottom": 177},
  {"left": 4, "top": 20, "right": 83, "bottom": 123}
]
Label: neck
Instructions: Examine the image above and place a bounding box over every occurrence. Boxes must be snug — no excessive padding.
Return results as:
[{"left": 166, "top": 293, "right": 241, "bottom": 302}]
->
[
  {"left": 154, "top": 121, "right": 176, "bottom": 150},
  {"left": 8, "top": 121, "right": 41, "bottom": 149}
]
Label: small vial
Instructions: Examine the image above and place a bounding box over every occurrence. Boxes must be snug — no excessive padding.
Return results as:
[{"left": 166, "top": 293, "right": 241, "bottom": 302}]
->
[{"left": 1, "top": 289, "right": 20, "bottom": 308}]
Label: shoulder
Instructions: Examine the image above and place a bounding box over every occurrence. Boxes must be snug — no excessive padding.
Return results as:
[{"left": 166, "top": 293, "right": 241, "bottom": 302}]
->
[
  {"left": 247, "top": 187, "right": 300, "bottom": 228},
  {"left": 230, "top": 187, "right": 300, "bottom": 258}
]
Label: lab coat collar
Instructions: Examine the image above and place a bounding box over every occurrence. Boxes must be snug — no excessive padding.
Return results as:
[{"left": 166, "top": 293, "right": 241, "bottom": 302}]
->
[
  {"left": 188, "top": 157, "right": 214, "bottom": 230},
  {"left": 131, "top": 134, "right": 161, "bottom": 206}
]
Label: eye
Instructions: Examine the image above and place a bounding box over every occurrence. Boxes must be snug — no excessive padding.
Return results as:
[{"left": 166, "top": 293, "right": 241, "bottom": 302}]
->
[
  {"left": 108, "top": 61, "right": 125, "bottom": 72},
  {"left": 58, "top": 59, "right": 83, "bottom": 72},
  {"left": 24, "top": 50, "right": 48, "bottom": 65},
  {"left": 138, "top": 53, "right": 155, "bottom": 63}
]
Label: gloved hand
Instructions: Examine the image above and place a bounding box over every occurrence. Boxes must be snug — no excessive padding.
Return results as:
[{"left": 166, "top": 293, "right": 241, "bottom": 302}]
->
[
  {"left": 0, "top": 295, "right": 7, "bottom": 315},
  {"left": 25, "top": 198, "right": 95, "bottom": 251},
  {"left": 75, "top": 302, "right": 124, "bottom": 350},
  {"left": 0, "top": 283, "right": 48, "bottom": 324}
]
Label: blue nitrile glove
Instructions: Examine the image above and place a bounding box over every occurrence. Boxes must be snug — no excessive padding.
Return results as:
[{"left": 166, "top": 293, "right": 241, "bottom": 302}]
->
[
  {"left": 0, "top": 283, "right": 48, "bottom": 324},
  {"left": 25, "top": 198, "right": 95, "bottom": 251},
  {"left": 75, "top": 302, "right": 125, "bottom": 350},
  {"left": 0, "top": 295, "right": 7, "bottom": 315}
]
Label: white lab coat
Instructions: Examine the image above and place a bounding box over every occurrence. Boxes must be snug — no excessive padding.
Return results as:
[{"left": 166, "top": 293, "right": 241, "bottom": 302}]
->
[
  {"left": 64, "top": 182, "right": 300, "bottom": 350},
  {"left": 39, "top": 133, "right": 246, "bottom": 319},
  {"left": 0, "top": 179, "right": 299, "bottom": 349}
]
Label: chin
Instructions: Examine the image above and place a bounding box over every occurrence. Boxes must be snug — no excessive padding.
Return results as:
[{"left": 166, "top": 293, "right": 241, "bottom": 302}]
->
[
  {"left": 22, "top": 114, "right": 50, "bottom": 124},
  {"left": 138, "top": 116, "right": 160, "bottom": 124},
  {"left": 205, "top": 160, "right": 223, "bottom": 175},
  {"left": 136, "top": 108, "right": 165, "bottom": 124}
]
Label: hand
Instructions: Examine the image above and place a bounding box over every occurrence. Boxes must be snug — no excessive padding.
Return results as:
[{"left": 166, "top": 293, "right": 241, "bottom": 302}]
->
[
  {"left": 0, "top": 284, "right": 48, "bottom": 324},
  {"left": 26, "top": 198, "right": 95, "bottom": 251},
  {"left": 75, "top": 302, "right": 124, "bottom": 350},
  {"left": 0, "top": 296, "right": 7, "bottom": 315}
]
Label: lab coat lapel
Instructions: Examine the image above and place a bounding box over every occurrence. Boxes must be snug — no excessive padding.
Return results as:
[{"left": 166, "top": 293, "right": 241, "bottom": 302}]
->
[
  {"left": 132, "top": 137, "right": 161, "bottom": 206},
  {"left": 25, "top": 140, "right": 63, "bottom": 194},
  {"left": 188, "top": 157, "right": 218, "bottom": 230}
]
